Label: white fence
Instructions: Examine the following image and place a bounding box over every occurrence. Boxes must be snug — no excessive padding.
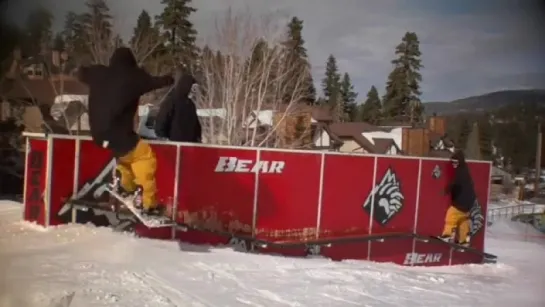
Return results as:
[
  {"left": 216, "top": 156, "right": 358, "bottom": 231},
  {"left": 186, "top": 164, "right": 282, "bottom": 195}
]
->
[
  {"left": 487, "top": 202, "right": 545, "bottom": 242},
  {"left": 487, "top": 203, "right": 545, "bottom": 223}
]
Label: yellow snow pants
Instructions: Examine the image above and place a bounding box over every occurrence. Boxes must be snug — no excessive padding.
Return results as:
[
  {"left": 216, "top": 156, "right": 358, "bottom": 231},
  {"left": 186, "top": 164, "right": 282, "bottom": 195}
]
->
[
  {"left": 441, "top": 205, "right": 470, "bottom": 242},
  {"left": 116, "top": 139, "right": 157, "bottom": 210}
]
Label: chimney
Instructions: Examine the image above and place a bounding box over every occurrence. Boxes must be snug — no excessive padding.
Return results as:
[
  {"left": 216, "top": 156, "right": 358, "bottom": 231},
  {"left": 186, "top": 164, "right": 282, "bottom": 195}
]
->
[
  {"left": 402, "top": 127, "right": 410, "bottom": 154},
  {"left": 428, "top": 115, "right": 446, "bottom": 136},
  {"left": 401, "top": 127, "right": 430, "bottom": 157}
]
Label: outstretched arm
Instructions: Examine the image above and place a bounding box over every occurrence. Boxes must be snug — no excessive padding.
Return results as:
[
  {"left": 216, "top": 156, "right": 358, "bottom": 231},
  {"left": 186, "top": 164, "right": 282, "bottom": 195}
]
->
[
  {"left": 136, "top": 68, "right": 174, "bottom": 95},
  {"left": 154, "top": 91, "right": 175, "bottom": 139},
  {"left": 174, "top": 74, "right": 197, "bottom": 98},
  {"left": 77, "top": 64, "right": 108, "bottom": 85}
]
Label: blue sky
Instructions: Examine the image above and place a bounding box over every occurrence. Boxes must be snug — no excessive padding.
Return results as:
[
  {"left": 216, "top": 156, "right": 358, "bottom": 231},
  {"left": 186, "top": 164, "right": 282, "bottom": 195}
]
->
[{"left": 5, "top": 0, "right": 545, "bottom": 102}]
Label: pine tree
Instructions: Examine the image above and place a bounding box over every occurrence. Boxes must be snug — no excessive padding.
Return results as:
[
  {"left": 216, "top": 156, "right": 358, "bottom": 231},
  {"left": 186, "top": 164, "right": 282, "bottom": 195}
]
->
[
  {"left": 0, "top": 20, "right": 21, "bottom": 80},
  {"left": 283, "top": 17, "right": 316, "bottom": 103},
  {"left": 131, "top": 10, "right": 153, "bottom": 46},
  {"left": 321, "top": 54, "right": 340, "bottom": 104},
  {"left": 382, "top": 32, "right": 423, "bottom": 123},
  {"left": 339, "top": 73, "right": 358, "bottom": 121},
  {"left": 62, "top": 12, "right": 84, "bottom": 55},
  {"left": 80, "top": 0, "right": 114, "bottom": 64},
  {"left": 130, "top": 10, "right": 161, "bottom": 63},
  {"left": 382, "top": 67, "right": 408, "bottom": 120},
  {"left": 478, "top": 116, "right": 494, "bottom": 161},
  {"left": 457, "top": 119, "right": 472, "bottom": 149},
  {"left": 248, "top": 39, "right": 268, "bottom": 74},
  {"left": 23, "top": 7, "right": 54, "bottom": 56},
  {"left": 155, "top": 0, "right": 199, "bottom": 67},
  {"left": 359, "top": 86, "right": 382, "bottom": 124},
  {"left": 465, "top": 122, "right": 482, "bottom": 160},
  {"left": 293, "top": 115, "right": 308, "bottom": 148},
  {"left": 53, "top": 33, "right": 65, "bottom": 51},
  {"left": 331, "top": 85, "right": 344, "bottom": 122},
  {"left": 0, "top": 20, "right": 20, "bottom": 55}
]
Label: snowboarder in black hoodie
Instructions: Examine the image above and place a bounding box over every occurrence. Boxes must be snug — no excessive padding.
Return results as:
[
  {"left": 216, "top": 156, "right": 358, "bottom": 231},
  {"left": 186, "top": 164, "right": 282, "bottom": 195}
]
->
[
  {"left": 440, "top": 150, "right": 479, "bottom": 246},
  {"left": 154, "top": 72, "right": 202, "bottom": 143},
  {"left": 77, "top": 47, "right": 174, "bottom": 214}
]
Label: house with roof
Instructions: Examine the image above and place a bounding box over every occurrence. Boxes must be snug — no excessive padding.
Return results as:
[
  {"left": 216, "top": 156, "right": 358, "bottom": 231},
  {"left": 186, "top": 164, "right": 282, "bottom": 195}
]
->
[
  {"left": 313, "top": 122, "right": 402, "bottom": 154},
  {"left": 1, "top": 48, "right": 88, "bottom": 134},
  {"left": 312, "top": 113, "right": 455, "bottom": 157}
]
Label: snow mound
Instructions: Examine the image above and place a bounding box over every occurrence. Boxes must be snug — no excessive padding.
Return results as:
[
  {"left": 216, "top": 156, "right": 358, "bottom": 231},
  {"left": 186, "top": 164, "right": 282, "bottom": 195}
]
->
[{"left": 1, "top": 201, "right": 544, "bottom": 307}]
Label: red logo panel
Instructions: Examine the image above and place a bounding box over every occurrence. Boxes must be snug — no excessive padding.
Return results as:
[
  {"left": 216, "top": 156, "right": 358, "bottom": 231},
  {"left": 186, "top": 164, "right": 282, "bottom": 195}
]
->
[
  {"left": 416, "top": 159, "right": 452, "bottom": 237},
  {"left": 369, "top": 157, "right": 419, "bottom": 233},
  {"left": 368, "top": 157, "right": 419, "bottom": 264},
  {"left": 77, "top": 140, "right": 114, "bottom": 197},
  {"left": 466, "top": 161, "right": 491, "bottom": 253},
  {"left": 320, "top": 154, "right": 375, "bottom": 238},
  {"left": 150, "top": 144, "right": 177, "bottom": 208},
  {"left": 24, "top": 138, "right": 48, "bottom": 225},
  {"left": 177, "top": 146, "right": 256, "bottom": 236},
  {"left": 255, "top": 150, "right": 321, "bottom": 242},
  {"left": 49, "top": 138, "right": 76, "bottom": 226}
]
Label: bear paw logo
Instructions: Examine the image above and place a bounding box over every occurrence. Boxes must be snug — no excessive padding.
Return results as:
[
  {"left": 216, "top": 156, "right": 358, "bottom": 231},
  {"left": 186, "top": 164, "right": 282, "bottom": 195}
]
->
[
  {"left": 363, "top": 167, "right": 405, "bottom": 225},
  {"left": 432, "top": 165, "right": 441, "bottom": 179},
  {"left": 469, "top": 200, "right": 485, "bottom": 237}
]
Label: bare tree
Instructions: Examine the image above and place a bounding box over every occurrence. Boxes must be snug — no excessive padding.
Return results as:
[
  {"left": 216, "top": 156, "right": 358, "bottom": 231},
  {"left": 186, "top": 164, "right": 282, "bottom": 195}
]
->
[
  {"left": 130, "top": 28, "right": 164, "bottom": 67},
  {"left": 195, "top": 8, "right": 312, "bottom": 148}
]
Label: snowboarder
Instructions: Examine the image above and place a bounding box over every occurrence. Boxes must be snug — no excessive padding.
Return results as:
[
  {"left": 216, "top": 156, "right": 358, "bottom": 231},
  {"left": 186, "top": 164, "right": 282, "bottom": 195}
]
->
[
  {"left": 77, "top": 47, "right": 175, "bottom": 215},
  {"left": 439, "top": 150, "right": 477, "bottom": 246},
  {"left": 154, "top": 71, "right": 202, "bottom": 143}
]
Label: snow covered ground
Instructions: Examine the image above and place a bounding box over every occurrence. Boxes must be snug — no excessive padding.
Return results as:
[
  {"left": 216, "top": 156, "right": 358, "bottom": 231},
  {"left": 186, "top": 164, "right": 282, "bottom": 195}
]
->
[{"left": 1, "top": 200, "right": 544, "bottom": 307}]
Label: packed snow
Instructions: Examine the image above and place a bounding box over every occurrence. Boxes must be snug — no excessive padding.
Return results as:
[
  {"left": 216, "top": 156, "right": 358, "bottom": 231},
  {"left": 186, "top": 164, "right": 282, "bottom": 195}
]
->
[{"left": 1, "top": 200, "right": 544, "bottom": 307}]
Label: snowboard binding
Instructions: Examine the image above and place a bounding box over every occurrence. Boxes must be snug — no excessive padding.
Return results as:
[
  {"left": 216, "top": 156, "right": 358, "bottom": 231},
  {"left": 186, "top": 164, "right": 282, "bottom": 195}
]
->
[
  {"left": 133, "top": 186, "right": 144, "bottom": 210},
  {"left": 110, "top": 170, "right": 132, "bottom": 198},
  {"left": 437, "top": 227, "right": 471, "bottom": 247},
  {"left": 438, "top": 228, "right": 457, "bottom": 243},
  {"left": 132, "top": 185, "right": 167, "bottom": 217}
]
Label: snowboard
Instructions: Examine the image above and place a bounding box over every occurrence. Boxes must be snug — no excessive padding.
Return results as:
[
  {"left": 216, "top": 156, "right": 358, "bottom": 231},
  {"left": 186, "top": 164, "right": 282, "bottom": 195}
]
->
[
  {"left": 430, "top": 236, "right": 470, "bottom": 252},
  {"left": 104, "top": 186, "right": 174, "bottom": 228}
]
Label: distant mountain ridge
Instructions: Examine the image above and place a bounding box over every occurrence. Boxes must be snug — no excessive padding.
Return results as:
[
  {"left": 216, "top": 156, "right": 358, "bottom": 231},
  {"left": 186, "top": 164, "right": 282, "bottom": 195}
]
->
[{"left": 424, "top": 89, "right": 545, "bottom": 115}]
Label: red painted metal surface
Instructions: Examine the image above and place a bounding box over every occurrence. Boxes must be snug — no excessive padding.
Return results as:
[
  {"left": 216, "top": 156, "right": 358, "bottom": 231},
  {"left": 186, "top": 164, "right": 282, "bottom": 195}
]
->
[{"left": 24, "top": 134, "right": 493, "bottom": 266}]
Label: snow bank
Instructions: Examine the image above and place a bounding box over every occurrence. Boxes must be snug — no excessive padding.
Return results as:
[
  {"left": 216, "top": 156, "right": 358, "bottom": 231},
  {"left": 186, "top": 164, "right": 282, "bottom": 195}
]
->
[{"left": 1, "top": 201, "right": 544, "bottom": 307}]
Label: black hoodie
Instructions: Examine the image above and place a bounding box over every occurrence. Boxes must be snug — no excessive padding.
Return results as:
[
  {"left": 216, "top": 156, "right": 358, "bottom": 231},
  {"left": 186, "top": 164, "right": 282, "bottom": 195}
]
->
[
  {"left": 78, "top": 47, "right": 174, "bottom": 157},
  {"left": 446, "top": 150, "right": 477, "bottom": 212},
  {"left": 154, "top": 73, "right": 202, "bottom": 143}
]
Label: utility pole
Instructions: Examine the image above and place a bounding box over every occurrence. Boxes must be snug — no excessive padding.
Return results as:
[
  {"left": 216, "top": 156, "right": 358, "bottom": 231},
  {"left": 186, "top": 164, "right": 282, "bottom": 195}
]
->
[{"left": 535, "top": 119, "right": 542, "bottom": 196}]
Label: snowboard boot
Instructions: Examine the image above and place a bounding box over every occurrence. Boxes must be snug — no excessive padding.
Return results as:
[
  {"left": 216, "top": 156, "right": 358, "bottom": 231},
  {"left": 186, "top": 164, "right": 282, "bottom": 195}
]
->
[
  {"left": 457, "top": 236, "right": 471, "bottom": 247},
  {"left": 438, "top": 228, "right": 457, "bottom": 243},
  {"left": 110, "top": 170, "right": 132, "bottom": 198},
  {"left": 133, "top": 186, "right": 144, "bottom": 210},
  {"left": 141, "top": 206, "right": 167, "bottom": 217},
  {"left": 438, "top": 235, "right": 453, "bottom": 243},
  {"left": 110, "top": 170, "right": 128, "bottom": 212},
  {"left": 132, "top": 186, "right": 166, "bottom": 217}
]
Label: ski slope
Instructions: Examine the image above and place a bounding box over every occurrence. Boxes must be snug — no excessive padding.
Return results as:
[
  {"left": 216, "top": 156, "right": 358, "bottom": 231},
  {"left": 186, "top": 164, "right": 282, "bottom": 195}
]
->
[{"left": 1, "top": 200, "right": 544, "bottom": 307}]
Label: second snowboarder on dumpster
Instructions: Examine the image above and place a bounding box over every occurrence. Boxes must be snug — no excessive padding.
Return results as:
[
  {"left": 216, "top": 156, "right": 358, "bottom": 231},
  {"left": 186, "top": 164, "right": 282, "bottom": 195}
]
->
[{"left": 439, "top": 150, "right": 483, "bottom": 246}]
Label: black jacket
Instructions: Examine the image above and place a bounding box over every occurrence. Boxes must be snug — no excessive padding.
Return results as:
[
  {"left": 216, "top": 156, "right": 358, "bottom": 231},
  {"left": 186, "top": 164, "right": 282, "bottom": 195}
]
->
[
  {"left": 78, "top": 47, "right": 174, "bottom": 157},
  {"left": 446, "top": 150, "right": 477, "bottom": 212},
  {"left": 154, "top": 74, "right": 202, "bottom": 143}
]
